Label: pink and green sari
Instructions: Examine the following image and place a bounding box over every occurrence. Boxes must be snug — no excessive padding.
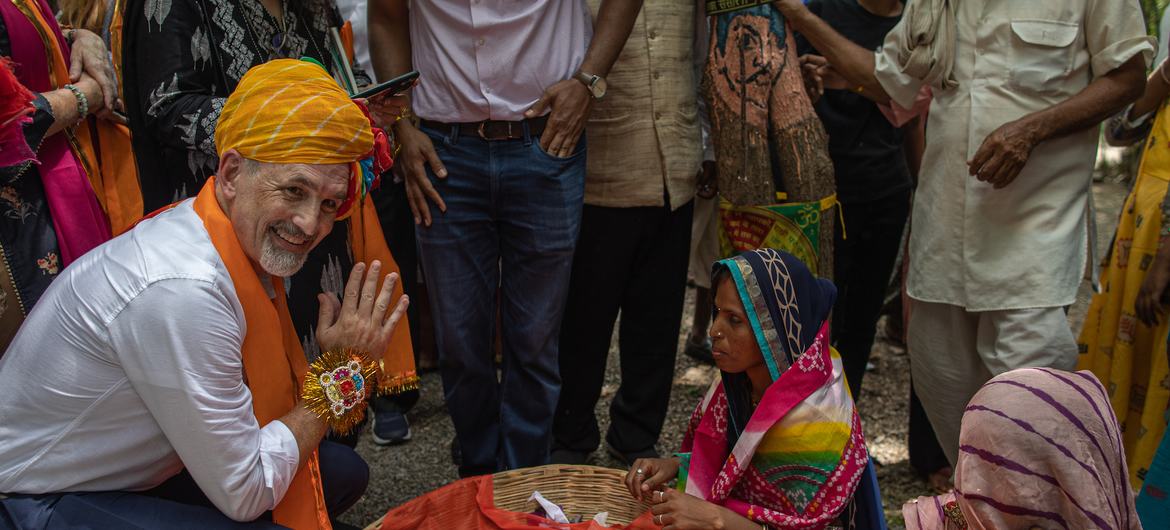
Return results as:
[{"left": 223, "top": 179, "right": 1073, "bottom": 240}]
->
[{"left": 678, "top": 248, "right": 868, "bottom": 529}]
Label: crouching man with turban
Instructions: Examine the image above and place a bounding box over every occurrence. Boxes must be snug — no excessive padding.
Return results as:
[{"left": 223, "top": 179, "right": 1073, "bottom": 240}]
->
[{"left": 0, "top": 59, "right": 409, "bottom": 529}]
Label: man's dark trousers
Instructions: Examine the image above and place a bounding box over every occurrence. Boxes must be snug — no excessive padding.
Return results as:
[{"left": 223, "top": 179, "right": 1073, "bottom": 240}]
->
[{"left": 553, "top": 200, "right": 694, "bottom": 457}]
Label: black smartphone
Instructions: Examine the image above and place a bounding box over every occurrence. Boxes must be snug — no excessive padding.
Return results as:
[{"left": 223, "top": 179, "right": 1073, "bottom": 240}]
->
[{"left": 352, "top": 71, "right": 420, "bottom": 100}]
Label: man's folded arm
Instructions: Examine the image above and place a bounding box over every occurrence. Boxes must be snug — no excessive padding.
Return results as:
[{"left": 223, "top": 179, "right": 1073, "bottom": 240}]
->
[{"left": 108, "top": 278, "right": 299, "bottom": 522}]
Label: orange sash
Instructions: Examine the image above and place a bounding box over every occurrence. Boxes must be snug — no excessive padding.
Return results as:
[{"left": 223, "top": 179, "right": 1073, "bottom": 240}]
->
[
  {"left": 193, "top": 179, "right": 331, "bottom": 530},
  {"left": 20, "top": 0, "right": 143, "bottom": 235},
  {"left": 349, "top": 191, "right": 417, "bottom": 392}
]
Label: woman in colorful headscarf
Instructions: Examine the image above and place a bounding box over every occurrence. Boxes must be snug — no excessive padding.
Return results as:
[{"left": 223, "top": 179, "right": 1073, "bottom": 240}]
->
[
  {"left": 623, "top": 248, "right": 870, "bottom": 529},
  {"left": 903, "top": 367, "right": 1141, "bottom": 530}
]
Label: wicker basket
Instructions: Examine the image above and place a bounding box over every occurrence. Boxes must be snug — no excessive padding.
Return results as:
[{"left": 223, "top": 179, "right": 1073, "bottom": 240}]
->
[{"left": 364, "top": 464, "right": 652, "bottom": 529}]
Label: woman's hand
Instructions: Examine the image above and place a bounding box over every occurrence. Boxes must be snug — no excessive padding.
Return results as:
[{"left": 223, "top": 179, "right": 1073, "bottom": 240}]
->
[
  {"left": 648, "top": 488, "right": 730, "bottom": 530},
  {"left": 67, "top": 29, "right": 120, "bottom": 113},
  {"left": 1136, "top": 251, "right": 1170, "bottom": 326},
  {"left": 624, "top": 456, "right": 680, "bottom": 501}
]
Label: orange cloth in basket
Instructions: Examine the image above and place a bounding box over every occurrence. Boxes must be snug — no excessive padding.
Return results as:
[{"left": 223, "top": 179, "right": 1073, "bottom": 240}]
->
[{"left": 378, "top": 476, "right": 661, "bottom": 530}]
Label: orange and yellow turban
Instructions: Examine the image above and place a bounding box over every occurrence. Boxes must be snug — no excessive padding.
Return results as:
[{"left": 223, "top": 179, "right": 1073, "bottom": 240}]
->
[{"left": 215, "top": 59, "right": 391, "bottom": 218}]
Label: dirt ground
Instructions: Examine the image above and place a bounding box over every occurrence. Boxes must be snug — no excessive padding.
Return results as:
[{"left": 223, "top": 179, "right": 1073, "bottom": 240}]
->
[{"left": 343, "top": 180, "right": 1129, "bottom": 529}]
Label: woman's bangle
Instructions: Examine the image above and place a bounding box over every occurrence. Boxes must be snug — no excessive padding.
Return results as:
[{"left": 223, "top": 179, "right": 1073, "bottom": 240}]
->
[{"left": 63, "top": 83, "right": 88, "bottom": 123}]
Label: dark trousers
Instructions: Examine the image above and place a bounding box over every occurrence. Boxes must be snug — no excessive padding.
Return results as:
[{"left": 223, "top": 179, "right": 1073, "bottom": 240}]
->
[
  {"left": 415, "top": 124, "right": 586, "bottom": 476},
  {"left": 832, "top": 189, "right": 911, "bottom": 398},
  {"left": 0, "top": 441, "right": 368, "bottom": 529},
  {"left": 553, "top": 201, "right": 694, "bottom": 455},
  {"left": 371, "top": 179, "right": 422, "bottom": 415},
  {"left": 909, "top": 381, "right": 950, "bottom": 476}
]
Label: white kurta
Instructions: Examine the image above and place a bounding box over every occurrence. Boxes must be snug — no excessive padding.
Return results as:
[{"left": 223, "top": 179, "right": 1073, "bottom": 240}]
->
[
  {"left": 0, "top": 201, "right": 299, "bottom": 522},
  {"left": 875, "top": 0, "right": 1153, "bottom": 311}
]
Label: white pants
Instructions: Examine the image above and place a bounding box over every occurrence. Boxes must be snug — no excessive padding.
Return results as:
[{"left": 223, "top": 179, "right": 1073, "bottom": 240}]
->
[{"left": 907, "top": 299, "right": 1078, "bottom": 466}]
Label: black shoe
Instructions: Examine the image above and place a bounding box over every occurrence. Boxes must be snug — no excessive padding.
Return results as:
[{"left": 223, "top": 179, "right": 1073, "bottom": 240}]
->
[
  {"left": 370, "top": 408, "right": 412, "bottom": 446},
  {"left": 604, "top": 441, "right": 659, "bottom": 467},
  {"left": 683, "top": 336, "right": 714, "bottom": 364},
  {"left": 549, "top": 448, "right": 589, "bottom": 465},
  {"left": 450, "top": 437, "right": 462, "bottom": 467}
]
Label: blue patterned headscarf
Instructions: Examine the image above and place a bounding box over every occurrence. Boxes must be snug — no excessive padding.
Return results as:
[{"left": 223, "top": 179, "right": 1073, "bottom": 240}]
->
[
  {"left": 712, "top": 248, "right": 837, "bottom": 442},
  {"left": 713, "top": 248, "right": 836, "bottom": 381}
]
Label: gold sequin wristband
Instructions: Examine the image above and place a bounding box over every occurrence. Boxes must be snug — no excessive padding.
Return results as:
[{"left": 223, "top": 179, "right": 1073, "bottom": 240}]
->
[{"left": 301, "top": 348, "right": 378, "bottom": 435}]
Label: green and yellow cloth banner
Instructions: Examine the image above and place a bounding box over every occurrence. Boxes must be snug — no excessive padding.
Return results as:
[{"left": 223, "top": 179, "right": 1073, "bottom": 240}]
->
[{"left": 718, "top": 194, "right": 837, "bottom": 276}]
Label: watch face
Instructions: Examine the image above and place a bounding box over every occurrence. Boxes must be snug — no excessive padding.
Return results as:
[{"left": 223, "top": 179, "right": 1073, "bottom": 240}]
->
[{"left": 593, "top": 77, "right": 608, "bottom": 98}]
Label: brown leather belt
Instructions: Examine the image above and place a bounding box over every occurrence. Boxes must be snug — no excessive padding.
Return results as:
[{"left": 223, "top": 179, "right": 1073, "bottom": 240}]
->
[{"left": 419, "top": 116, "right": 548, "bottom": 141}]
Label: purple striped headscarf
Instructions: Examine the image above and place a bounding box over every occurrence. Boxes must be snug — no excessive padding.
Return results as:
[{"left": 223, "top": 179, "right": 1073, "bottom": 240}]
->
[{"left": 903, "top": 368, "right": 1140, "bottom": 530}]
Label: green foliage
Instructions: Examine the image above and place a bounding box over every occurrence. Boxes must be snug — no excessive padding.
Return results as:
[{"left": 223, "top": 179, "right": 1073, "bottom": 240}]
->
[{"left": 1145, "top": 0, "right": 1169, "bottom": 36}]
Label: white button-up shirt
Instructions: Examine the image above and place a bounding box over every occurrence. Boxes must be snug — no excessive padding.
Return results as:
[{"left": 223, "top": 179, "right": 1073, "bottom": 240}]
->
[
  {"left": 408, "top": 0, "right": 593, "bottom": 122},
  {"left": 875, "top": 0, "right": 1153, "bottom": 311},
  {"left": 0, "top": 201, "right": 299, "bottom": 522}
]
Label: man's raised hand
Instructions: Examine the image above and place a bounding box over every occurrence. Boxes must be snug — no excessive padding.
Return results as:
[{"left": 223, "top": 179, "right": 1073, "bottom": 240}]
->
[{"left": 316, "top": 261, "right": 409, "bottom": 357}]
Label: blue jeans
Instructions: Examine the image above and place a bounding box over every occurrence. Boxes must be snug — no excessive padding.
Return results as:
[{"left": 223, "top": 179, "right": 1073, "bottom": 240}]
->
[
  {"left": 0, "top": 442, "right": 368, "bottom": 529},
  {"left": 415, "top": 123, "right": 585, "bottom": 476}
]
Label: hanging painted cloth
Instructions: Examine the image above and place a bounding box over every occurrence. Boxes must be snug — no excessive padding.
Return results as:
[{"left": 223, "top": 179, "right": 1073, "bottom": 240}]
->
[{"left": 702, "top": 3, "right": 837, "bottom": 276}]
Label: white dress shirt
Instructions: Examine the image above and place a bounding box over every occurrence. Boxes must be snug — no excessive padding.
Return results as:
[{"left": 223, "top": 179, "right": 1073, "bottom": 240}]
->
[
  {"left": 408, "top": 0, "right": 593, "bottom": 122},
  {"left": 874, "top": 0, "right": 1153, "bottom": 311},
  {"left": 0, "top": 201, "right": 300, "bottom": 522}
]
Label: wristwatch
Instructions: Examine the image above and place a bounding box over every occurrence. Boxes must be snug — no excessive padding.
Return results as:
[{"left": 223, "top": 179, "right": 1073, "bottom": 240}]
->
[{"left": 573, "top": 70, "right": 607, "bottom": 100}]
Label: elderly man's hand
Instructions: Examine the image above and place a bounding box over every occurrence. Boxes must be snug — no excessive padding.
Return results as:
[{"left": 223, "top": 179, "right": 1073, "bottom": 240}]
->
[
  {"left": 316, "top": 261, "right": 409, "bottom": 357},
  {"left": 968, "top": 119, "right": 1041, "bottom": 189},
  {"left": 524, "top": 79, "right": 592, "bottom": 158},
  {"left": 394, "top": 121, "right": 448, "bottom": 226},
  {"left": 68, "top": 29, "right": 120, "bottom": 114}
]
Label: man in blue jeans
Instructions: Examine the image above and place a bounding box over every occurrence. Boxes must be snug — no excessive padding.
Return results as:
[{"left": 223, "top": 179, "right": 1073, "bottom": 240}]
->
[{"left": 368, "top": 0, "right": 644, "bottom": 477}]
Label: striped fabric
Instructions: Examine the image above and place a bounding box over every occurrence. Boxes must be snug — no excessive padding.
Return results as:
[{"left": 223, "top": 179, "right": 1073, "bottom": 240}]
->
[{"left": 904, "top": 368, "right": 1141, "bottom": 530}]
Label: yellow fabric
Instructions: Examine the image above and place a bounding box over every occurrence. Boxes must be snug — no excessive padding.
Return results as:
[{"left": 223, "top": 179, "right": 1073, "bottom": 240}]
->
[
  {"left": 214, "top": 59, "right": 372, "bottom": 164},
  {"left": 1078, "top": 103, "right": 1170, "bottom": 489}
]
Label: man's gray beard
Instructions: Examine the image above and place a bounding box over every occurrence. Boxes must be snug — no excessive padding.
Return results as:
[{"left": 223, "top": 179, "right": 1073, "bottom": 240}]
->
[{"left": 259, "top": 235, "right": 309, "bottom": 277}]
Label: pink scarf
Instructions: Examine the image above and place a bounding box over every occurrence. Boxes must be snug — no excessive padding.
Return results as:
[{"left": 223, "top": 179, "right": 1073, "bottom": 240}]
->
[
  {"left": 1, "top": 0, "right": 111, "bottom": 265},
  {"left": 903, "top": 368, "right": 1140, "bottom": 530}
]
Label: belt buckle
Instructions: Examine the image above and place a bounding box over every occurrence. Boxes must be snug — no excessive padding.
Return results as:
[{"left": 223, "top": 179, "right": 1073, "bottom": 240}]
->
[{"left": 476, "top": 121, "right": 514, "bottom": 141}]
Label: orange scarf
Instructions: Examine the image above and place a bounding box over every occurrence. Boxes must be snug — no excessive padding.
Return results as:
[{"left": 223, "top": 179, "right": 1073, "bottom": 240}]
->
[
  {"left": 193, "top": 178, "right": 331, "bottom": 530},
  {"left": 349, "top": 189, "right": 417, "bottom": 393},
  {"left": 18, "top": 0, "right": 143, "bottom": 235}
]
